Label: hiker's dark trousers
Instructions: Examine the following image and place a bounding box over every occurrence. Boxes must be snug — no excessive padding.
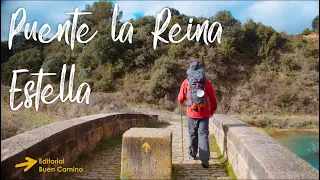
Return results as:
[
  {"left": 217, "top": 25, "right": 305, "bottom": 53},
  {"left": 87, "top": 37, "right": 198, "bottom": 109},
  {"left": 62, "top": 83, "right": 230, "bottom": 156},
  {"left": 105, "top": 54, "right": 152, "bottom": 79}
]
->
[{"left": 187, "top": 117, "right": 210, "bottom": 162}]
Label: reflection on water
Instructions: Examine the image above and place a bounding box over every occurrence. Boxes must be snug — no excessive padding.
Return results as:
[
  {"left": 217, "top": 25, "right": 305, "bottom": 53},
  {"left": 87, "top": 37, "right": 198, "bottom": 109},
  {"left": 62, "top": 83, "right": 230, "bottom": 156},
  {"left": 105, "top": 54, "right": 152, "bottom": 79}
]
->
[
  {"left": 308, "top": 142, "right": 319, "bottom": 154},
  {"left": 272, "top": 130, "right": 319, "bottom": 170}
]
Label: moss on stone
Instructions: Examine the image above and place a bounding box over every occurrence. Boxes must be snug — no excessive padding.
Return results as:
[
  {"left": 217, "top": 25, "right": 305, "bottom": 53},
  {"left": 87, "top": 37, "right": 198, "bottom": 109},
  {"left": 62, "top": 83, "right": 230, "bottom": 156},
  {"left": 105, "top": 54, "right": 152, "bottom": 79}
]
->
[{"left": 210, "top": 134, "right": 237, "bottom": 180}]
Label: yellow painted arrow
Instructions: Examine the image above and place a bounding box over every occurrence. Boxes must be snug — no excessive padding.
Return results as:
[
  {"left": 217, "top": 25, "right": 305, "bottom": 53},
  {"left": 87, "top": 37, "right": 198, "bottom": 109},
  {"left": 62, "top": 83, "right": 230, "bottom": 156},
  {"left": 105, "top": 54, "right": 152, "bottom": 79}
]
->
[
  {"left": 142, "top": 142, "right": 150, "bottom": 153},
  {"left": 15, "top": 157, "right": 37, "bottom": 172}
]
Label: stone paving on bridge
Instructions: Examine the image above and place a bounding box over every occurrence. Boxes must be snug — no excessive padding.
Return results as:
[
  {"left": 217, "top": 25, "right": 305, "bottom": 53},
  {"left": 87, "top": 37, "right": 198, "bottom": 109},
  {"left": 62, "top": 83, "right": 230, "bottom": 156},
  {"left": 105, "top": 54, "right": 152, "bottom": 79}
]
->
[{"left": 60, "top": 121, "right": 229, "bottom": 180}]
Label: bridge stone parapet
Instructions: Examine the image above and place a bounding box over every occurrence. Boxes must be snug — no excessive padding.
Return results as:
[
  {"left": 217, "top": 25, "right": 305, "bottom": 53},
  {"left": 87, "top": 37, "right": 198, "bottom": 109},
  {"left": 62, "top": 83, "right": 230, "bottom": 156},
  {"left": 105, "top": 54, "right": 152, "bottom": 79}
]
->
[
  {"left": 1, "top": 113, "right": 157, "bottom": 180},
  {"left": 210, "top": 114, "right": 319, "bottom": 179}
]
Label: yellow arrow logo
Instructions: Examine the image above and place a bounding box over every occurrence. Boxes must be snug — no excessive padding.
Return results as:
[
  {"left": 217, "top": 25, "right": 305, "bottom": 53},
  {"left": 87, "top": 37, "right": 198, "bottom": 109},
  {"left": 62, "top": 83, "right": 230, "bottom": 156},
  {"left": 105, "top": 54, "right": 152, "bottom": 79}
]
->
[
  {"left": 15, "top": 157, "right": 37, "bottom": 172},
  {"left": 142, "top": 142, "right": 150, "bottom": 153}
]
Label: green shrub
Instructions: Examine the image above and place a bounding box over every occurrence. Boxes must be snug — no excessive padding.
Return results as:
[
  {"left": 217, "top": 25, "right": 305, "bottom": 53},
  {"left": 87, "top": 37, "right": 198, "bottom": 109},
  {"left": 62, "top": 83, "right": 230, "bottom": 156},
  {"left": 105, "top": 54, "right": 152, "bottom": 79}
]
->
[
  {"left": 302, "top": 42, "right": 318, "bottom": 58},
  {"left": 307, "top": 57, "right": 319, "bottom": 71},
  {"left": 301, "top": 28, "right": 312, "bottom": 36},
  {"left": 148, "top": 68, "right": 175, "bottom": 99},
  {"left": 312, "top": 15, "right": 319, "bottom": 32},
  {"left": 147, "top": 56, "right": 181, "bottom": 100},
  {"left": 92, "top": 65, "right": 120, "bottom": 92},
  {"left": 42, "top": 53, "right": 68, "bottom": 83},
  {"left": 280, "top": 56, "right": 301, "bottom": 72},
  {"left": 1, "top": 1, "right": 318, "bottom": 116},
  {"left": 276, "top": 89, "right": 298, "bottom": 108},
  {"left": 168, "top": 44, "right": 184, "bottom": 58},
  {"left": 134, "top": 54, "right": 147, "bottom": 67},
  {"left": 1, "top": 47, "right": 44, "bottom": 85}
]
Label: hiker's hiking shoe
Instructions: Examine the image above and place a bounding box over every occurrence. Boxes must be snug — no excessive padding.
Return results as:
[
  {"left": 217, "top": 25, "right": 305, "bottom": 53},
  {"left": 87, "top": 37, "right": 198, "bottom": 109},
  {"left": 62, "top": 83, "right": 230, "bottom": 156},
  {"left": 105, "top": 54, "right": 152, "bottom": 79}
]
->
[
  {"left": 201, "top": 161, "right": 209, "bottom": 168},
  {"left": 189, "top": 155, "right": 197, "bottom": 160}
]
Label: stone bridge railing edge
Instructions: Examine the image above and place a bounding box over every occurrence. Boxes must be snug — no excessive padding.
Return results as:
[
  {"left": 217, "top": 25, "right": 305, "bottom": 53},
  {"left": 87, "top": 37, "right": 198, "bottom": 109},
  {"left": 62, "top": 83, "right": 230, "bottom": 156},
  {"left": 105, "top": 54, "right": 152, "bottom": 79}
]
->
[
  {"left": 1, "top": 112, "right": 158, "bottom": 180},
  {"left": 209, "top": 114, "right": 319, "bottom": 180}
]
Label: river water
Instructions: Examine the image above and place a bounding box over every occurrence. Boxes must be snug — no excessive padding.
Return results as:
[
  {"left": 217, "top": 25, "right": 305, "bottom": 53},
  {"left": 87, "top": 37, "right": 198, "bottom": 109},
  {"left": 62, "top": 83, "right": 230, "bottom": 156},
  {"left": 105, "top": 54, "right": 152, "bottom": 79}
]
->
[{"left": 272, "top": 130, "right": 319, "bottom": 170}]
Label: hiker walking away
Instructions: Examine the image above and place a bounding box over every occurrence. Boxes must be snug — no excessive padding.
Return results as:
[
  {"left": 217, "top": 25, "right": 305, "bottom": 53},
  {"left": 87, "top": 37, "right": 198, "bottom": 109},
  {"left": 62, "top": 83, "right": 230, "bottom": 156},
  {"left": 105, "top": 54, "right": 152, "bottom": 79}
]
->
[{"left": 177, "top": 61, "right": 217, "bottom": 168}]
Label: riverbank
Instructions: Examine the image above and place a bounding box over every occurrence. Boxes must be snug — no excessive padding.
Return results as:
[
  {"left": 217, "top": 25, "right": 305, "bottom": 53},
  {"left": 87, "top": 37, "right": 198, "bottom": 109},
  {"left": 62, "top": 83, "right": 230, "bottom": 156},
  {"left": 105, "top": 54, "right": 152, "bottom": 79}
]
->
[
  {"left": 232, "top": 114, "right": 319, "bottom": 136},
  {"left": 263, "top": 127, "right": 319, "bottom": 136},
  {"left": 232, "top": 114, "right": 319, "bottom": 133}
]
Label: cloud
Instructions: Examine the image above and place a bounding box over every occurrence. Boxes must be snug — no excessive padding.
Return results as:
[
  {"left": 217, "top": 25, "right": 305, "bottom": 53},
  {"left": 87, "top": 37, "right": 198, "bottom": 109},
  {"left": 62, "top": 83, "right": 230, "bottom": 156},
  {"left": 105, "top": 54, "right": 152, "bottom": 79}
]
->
[
  {"left": 116, "top": 0, "right": 319, "bottom": 34},
  {"left": 239, "top": 1, "right": 319, "bottom": 34},
  {"left": 116, "top": 1, "right": 240, "bottom": 21},
  {"left": 1, "top": 1, "right": 91, "bottom": 41},
  {"left": 1, "top": 0, "right": 319, "bottom": 41}
]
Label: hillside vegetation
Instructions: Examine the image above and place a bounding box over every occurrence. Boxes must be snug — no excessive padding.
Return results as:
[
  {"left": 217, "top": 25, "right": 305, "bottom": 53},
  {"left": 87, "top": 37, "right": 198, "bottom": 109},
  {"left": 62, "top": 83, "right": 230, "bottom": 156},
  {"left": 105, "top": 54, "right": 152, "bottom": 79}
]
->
[{"left": 1, "top": 1, "right": 319, "bottom": 116}]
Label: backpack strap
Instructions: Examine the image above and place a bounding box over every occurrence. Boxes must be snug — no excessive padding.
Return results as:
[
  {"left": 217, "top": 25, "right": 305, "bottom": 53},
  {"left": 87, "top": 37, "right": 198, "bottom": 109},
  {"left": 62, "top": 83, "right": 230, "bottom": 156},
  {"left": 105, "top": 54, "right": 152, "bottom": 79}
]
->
[{"left": 186, "top": 84, "right": 191, "bottom": 102}]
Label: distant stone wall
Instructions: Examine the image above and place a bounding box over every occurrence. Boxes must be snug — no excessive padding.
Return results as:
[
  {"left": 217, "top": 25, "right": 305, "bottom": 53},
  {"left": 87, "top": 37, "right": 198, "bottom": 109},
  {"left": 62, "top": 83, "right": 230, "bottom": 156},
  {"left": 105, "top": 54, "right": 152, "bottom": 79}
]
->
[
  {"left": 210, "top": 114, "right": 319, "bottom": 179},
  {"left": 1, "top": 113, "right": 157, "bottom": 180}
]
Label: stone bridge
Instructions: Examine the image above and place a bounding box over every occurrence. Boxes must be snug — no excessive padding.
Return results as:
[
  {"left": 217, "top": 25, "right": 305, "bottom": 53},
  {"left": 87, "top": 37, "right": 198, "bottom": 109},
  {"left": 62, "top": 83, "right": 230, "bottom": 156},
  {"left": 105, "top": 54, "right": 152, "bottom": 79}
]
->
[{"left": 1, "top": 113, "right": 319, "bottom": 179}]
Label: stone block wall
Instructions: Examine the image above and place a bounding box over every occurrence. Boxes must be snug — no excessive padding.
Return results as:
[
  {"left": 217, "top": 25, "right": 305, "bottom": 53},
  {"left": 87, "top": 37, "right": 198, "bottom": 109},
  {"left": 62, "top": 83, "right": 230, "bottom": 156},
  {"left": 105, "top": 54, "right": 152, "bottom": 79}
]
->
[
  {"left": 1, "top": 113, "right": 157, "bottom": 180},
  {"left": 209, "top": 114, "right": 319, "bottom": 179}
]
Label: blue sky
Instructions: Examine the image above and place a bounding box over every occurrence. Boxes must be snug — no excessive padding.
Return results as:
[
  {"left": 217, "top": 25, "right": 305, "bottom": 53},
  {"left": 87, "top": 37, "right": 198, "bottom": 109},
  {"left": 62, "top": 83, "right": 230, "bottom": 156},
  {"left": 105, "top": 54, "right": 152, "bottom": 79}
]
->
[{"left": 1, "top": 0, "right": 319, "bottom": 41}]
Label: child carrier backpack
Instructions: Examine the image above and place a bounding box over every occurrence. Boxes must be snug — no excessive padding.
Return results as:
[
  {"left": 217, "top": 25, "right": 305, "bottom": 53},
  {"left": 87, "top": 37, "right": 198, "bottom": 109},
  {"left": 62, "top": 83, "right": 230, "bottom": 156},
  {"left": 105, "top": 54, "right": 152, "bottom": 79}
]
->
[{"left": 186, "top": 62, "right": 207, "bottom": 113}]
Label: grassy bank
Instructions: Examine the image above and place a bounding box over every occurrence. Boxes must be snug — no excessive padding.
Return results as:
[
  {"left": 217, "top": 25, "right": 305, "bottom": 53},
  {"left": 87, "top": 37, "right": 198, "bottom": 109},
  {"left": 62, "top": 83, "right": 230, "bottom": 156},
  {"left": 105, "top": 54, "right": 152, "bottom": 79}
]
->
[
  {"left": 1, "top": 86, "right": 133, "bottom": 140},
  {"left": 232, "top": 114, "right": 318, "bottom": 129},
  {"left": 232, "top": 114, "right": 319, "bottom": 136},
  {"left": 1, "top": 106, "right": 54, "bottom": 140},
  {"left": 262, "top": 126, "right": 319, "bottom": 136}
]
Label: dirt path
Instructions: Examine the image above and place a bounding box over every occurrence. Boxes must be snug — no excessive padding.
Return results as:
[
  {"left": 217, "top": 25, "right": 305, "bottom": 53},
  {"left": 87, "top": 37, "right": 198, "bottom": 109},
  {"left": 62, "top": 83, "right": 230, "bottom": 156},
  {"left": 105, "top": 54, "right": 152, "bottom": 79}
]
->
[{"left": 131, "top": 106, "right": 187, "bottom": 122}]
